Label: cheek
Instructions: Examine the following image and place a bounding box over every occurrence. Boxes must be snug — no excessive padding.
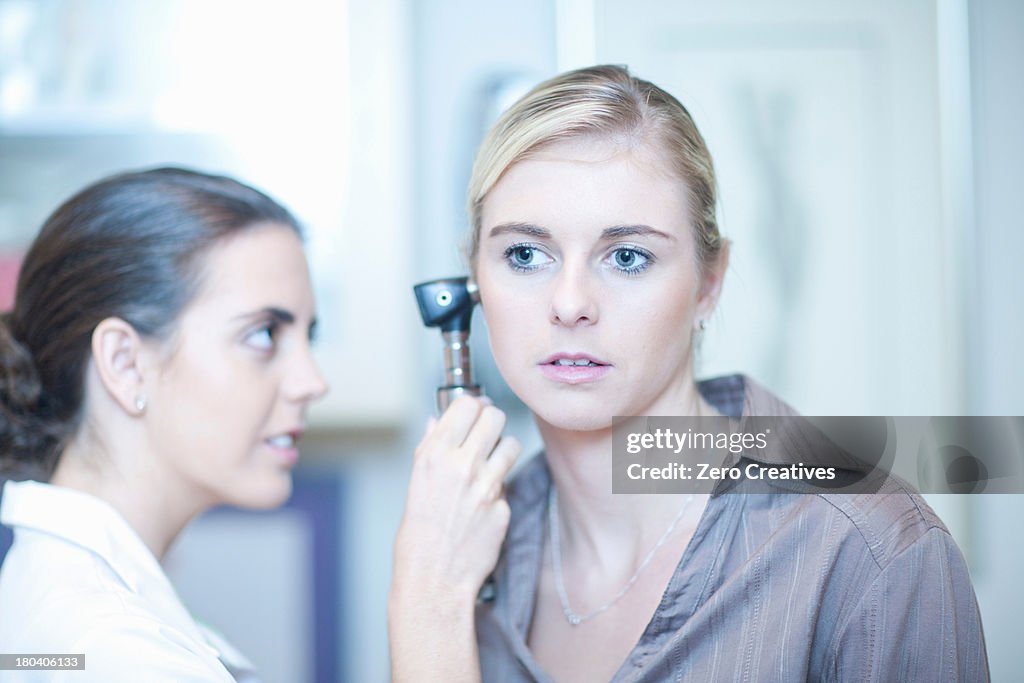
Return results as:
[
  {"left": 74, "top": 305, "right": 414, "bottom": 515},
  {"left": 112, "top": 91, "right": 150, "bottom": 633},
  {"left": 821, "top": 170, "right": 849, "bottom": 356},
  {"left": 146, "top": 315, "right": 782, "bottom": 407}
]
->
[
  {"left": 174, "top": 350, "right": 233, "bottom": 412},
  {"left": 481, "top": 296, "right": 524, "bottom": 358},
  {"left": 635, "top": 282, "right": 696, "bottom": 326},
  {"left": 604, "top": 273, "right": 700, "bottom": 360},
  {"left": 479, "top": 283, "right": 540, "bottom": 376},
  {"left": 648, "top": 283, "right": 701, "bottom": 359},
  {"left": 157, "top": 349, "right": 270, "bottom": 455}
]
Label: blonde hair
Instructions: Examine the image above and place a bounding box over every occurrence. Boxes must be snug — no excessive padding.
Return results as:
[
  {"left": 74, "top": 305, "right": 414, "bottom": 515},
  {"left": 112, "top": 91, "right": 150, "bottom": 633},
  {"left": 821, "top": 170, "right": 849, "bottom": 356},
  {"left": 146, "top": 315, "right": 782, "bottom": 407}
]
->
[{"left": 467, "top": 64, "right": 722, "bottom": 271}]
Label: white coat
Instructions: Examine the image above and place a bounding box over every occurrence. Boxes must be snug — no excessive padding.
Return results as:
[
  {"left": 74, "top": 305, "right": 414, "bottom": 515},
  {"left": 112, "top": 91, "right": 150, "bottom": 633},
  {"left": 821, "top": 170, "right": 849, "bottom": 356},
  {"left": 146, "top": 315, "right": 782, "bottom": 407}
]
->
[{"left": 0, "top": 480, "right": 259, "bottom": 682}]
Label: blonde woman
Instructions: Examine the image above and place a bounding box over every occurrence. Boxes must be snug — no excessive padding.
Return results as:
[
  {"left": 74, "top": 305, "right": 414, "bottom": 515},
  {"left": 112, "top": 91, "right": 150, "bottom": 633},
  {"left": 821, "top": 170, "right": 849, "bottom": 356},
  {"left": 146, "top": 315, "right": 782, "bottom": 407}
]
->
[{"left": 391, "top": 66, "right": 988, "bottom": 682}]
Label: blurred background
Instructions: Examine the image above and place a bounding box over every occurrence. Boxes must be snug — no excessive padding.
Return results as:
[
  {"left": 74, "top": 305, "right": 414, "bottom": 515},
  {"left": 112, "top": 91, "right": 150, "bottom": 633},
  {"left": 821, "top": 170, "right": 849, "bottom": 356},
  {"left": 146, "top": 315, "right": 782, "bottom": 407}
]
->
[{"left": 0, "top": 0, "right": 1021, "bottom": 680}]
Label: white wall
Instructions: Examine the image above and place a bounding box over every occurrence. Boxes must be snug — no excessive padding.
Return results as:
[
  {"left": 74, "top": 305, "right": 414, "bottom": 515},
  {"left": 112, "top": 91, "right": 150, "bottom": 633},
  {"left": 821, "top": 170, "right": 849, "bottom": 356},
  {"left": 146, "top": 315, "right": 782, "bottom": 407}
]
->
[
  {"left": 964, "top": 0, "right": 1024, "bottom": 679},
  {"left": 970, "top": 0, "right": 1024, "bottom": 416}
]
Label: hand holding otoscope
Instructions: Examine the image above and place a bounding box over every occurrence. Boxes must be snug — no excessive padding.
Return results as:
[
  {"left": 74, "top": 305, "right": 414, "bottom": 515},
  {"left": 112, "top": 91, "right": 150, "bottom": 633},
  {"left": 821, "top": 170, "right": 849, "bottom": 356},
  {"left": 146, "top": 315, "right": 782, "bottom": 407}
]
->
[{"left": 390, "top": 277, "right": 519, "bottom": 680}]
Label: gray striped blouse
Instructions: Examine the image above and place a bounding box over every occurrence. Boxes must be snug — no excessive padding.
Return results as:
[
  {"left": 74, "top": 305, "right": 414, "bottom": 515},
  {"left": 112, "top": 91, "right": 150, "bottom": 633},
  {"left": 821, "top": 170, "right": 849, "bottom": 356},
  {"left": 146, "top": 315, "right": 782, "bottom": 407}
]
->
[{"left": 476, "top": 375, "right": 989, "bottom": 682}]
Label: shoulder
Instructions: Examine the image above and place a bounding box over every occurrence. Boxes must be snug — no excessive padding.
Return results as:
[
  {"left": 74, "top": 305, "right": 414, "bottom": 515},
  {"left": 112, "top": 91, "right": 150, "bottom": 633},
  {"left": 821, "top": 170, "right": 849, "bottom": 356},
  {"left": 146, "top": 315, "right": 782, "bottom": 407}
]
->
[
  {"left": 0, "top": 531, "right": 228, "bottom": 679},
  {"left": 0, "top": 528, "right": 134, "bottom": 643},
  {"left": 724, "top": 375, "right": 958, "bottom": 569},
  {"left": 814, "top": 475, "right": 951, "bottom": 571},
  {"left": 71, "top": 613, "right": 235, "bottom": 682},
  {"left": 749, "top": 473, "right": 954, "bottom": 573},
  {"left": 729, "top": 473, "right": 964, "bottom": 587},
  {"left": 814, "top": 486, "right": 988, "bottom": 680},
  {"left": 1, "top": 529, "right": 126, "bottom": 634}
]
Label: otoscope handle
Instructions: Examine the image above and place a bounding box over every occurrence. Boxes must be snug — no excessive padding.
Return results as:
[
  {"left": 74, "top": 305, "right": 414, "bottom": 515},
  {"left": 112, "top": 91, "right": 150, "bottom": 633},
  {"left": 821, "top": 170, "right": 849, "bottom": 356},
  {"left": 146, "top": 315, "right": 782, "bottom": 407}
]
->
[
  {"left": 434, "top": 329, "right": 483, "bottom": 413},
  {"left": 436, "top": 384, "right": 483, "bottom": 413}
]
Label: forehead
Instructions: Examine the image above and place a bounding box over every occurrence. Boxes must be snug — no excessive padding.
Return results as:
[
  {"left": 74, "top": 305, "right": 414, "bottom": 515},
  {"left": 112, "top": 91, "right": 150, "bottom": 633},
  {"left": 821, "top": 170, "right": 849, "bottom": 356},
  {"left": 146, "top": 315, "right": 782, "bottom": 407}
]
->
[
  {"left": 187, "top": 223, "right": 313, "bottom": 316},
  {"left": 482, "top": 136, "right": 692, "bottom": 235}
]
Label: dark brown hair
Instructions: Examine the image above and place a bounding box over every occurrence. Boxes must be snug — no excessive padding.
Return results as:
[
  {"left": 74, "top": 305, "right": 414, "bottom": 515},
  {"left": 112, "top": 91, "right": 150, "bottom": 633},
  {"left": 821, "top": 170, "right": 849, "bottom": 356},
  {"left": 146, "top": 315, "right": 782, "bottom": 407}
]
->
[{"left": 0, "top": 167, "right": 300, "bottom": 478}]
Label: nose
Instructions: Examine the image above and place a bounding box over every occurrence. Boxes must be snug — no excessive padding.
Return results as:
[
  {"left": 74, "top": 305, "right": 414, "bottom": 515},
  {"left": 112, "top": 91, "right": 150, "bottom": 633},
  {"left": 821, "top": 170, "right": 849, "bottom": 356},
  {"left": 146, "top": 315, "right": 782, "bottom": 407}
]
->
[
  {"left": 549, "top": 260, "right": 599, "bottom": 327},
  {"left": 285, "top": 342, "right": 330, "bottom": 404}
]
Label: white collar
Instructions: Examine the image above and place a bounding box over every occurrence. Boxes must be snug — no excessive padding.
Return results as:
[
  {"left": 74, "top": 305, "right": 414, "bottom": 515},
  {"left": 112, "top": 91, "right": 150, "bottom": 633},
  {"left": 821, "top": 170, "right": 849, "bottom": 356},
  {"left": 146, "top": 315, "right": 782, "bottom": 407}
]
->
[{"left": 1, "top": 480, "right": 256, "bottom": 674}]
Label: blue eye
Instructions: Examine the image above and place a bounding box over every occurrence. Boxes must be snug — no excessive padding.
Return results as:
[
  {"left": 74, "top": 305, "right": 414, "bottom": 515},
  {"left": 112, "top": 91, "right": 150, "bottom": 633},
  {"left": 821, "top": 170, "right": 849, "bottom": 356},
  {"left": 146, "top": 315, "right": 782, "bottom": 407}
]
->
[
  {"left": 503, "top": 243, "right": 552, "bottom": 272},
  {"left": 608, "top": 247, "right": 652, "bottom": 275}
]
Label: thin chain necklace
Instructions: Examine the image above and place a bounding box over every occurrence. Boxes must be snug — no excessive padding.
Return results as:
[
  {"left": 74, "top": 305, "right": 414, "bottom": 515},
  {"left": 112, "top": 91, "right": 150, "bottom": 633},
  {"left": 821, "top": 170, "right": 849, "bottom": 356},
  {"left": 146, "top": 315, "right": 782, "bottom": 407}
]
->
[{"left": 548, "top": 487, "right": 695, "bottom": 626}]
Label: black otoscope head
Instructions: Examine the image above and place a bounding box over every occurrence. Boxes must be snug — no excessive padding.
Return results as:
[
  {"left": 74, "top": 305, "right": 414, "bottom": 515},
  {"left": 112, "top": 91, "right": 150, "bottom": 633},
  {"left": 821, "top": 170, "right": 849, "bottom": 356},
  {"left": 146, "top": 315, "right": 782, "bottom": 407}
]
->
[
  {"left": 413, "top": 277, "right": 479, "bottom": 333},
  {"left": 414, "top": 276, "right": 483, "bottom": 410}
]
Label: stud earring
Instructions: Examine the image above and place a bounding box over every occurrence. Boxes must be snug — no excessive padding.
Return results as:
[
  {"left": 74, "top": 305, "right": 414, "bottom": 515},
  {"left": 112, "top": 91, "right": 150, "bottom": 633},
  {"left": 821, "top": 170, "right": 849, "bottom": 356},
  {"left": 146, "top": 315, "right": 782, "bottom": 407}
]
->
[
  {"left": 698, "top": 319, "right": 707, "bottom": 331},
  {"left": 134, "top": 395, "right": 147, "bottom": 412}
]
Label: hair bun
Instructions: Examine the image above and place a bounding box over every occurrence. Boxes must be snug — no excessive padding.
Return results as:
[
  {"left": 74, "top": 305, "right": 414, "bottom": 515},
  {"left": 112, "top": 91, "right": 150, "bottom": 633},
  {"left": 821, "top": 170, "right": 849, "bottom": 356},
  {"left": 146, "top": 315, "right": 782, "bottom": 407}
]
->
[
  {"left": 0, "top": 314, "right": 42, "bottom": 410},
  {"left": 0, "top": 313, "right": 57, "bottom": 474}
]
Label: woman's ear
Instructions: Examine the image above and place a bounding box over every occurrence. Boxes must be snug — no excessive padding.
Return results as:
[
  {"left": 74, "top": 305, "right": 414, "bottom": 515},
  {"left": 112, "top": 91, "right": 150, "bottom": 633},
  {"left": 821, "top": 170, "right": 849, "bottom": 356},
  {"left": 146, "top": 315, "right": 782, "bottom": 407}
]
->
[
  {"left": 91, "top": 317, "right": 149, "bottom": 416},
  {"left": 694, "top": 240, "right": 731, "bottom": 329}
]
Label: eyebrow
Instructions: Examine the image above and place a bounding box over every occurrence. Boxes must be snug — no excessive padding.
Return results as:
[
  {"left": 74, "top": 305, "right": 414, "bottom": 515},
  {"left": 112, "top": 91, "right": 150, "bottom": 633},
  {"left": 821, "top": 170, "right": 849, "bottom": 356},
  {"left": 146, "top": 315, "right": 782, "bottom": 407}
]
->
[
  {"left": 235, "top": 306, "right": 295, "bottom": 324},
  {"left": 600, "top": 224, "right": 675, "bottom": 241},
  {"left": 236, "top": 306, "right": 320, "bottom": 337},
  {"left": 488, "top": 222, "right": 552, "bottom": 239},
  {"left": 487, "top": 222, "right": 674, "bottom": 241}
]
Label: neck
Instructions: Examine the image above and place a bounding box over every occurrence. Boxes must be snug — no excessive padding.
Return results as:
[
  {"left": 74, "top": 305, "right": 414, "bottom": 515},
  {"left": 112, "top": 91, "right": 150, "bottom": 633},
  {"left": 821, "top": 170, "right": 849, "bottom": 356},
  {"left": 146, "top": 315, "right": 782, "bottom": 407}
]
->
[
  {"left": 50, "top": 438, "right": 209, "bottom": 560},
  {"left": 536, "top": 377, "right": 716, "bottom": 569}
]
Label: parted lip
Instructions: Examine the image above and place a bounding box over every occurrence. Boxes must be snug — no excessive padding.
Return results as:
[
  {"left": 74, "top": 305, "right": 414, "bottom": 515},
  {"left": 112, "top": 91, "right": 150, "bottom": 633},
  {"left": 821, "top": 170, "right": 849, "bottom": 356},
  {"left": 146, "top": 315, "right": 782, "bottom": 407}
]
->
[
  {"left": 264, "top": 427, "right": 305, "bottom": 443},
  {"left": 539, "top": 352, "right": 610, "bottom": 366}
]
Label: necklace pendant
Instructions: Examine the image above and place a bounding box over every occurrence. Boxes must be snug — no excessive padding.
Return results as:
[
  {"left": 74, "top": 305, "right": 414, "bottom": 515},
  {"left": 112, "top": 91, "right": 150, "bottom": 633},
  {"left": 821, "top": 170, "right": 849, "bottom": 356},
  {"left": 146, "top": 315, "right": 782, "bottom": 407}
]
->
[{"left": 567, "top": 613, "right": 581, "bottom": 626}]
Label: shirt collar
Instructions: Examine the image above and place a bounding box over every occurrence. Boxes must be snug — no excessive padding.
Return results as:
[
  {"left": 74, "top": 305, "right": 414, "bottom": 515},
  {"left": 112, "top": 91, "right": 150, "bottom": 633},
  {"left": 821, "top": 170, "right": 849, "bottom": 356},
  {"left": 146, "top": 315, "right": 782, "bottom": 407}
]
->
[
  {"left": 0, "top": 480, "right": 255, "bottom": 673},
  {"left": 699, "top": 373, "right": 801, "bottom": 420},
  {"left": 701, "top": 374, "right": 876, "bottom": 489}
]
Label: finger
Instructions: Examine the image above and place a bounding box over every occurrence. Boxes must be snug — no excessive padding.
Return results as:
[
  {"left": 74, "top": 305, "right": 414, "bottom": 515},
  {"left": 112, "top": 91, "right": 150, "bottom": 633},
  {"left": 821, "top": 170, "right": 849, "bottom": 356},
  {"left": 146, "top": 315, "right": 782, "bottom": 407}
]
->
[
  {"left": 412, "top": 415, "right": 441, "bottom": 461},
  {"left": 490, "top": 497, "right": 511, "bottom": 529},
  {"left": 478, "top": 436, "right": 521, "bottom": 492},
  {"left": 430, "top": 395, "right": 484, "bottom": 449},
  {"left": 460, "top": 405, "right": 506, "bottom": 465}
]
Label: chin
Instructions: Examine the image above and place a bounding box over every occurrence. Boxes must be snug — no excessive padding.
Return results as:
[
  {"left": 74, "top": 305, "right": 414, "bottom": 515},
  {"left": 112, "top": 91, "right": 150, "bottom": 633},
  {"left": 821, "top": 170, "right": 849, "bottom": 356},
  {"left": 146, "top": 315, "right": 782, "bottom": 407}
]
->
[
  {"left": 525, "top": 390, "right": 619, "bottom": 432},
  {"left": 230, "top": 475, "right": 293, "bottom": 510}
]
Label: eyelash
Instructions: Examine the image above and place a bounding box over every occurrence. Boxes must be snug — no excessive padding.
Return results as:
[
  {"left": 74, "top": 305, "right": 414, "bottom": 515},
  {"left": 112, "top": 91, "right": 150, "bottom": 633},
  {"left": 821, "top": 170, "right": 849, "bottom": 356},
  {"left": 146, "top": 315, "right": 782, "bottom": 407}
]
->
[
  {"left": 246, "top": 321, "right": 280, "bottom": 352},
  {"left": 501, "top": 242, "right": 655, "bottom": 276},
  {"left": 503, "top": 242, "right": 547, "bottom": 273},
  {"left": 609, "top": 244, "right": 654, "bottom": 276}
]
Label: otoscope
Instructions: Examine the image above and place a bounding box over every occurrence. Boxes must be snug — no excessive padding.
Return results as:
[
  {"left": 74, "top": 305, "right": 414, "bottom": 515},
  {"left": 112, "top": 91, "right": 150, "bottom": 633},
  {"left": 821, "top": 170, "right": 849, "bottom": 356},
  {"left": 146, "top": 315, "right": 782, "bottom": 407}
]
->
[{"left": 413, "top": 277, "right": 483, "bottom": 413}]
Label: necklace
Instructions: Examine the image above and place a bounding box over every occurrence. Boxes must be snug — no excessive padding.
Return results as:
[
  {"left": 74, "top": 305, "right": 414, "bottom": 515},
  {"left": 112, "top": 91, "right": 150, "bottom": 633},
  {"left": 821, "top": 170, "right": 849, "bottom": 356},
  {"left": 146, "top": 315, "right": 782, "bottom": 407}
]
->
[{"left": 548, "top": 487, "right": 695, "bottom": 626}]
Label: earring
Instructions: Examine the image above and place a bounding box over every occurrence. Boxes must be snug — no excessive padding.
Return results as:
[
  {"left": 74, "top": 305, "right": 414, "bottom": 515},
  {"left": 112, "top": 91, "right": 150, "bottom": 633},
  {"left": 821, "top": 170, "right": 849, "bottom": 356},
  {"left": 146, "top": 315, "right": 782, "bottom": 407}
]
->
[
  {"left": 134, "top": 395, "right": 147, "bottom": 413},
  {"left": 698, "top": 319, "right": 707, "bottom": 331}
]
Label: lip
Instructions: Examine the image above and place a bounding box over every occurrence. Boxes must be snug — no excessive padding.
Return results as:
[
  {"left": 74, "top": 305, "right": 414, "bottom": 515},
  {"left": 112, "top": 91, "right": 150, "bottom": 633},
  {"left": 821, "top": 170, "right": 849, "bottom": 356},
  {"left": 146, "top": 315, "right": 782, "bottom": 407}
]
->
[
  {"left": 264, "top": 428, "right": 304, "bottom": 466},
  {"left": 538, "top": 352, "right": 612, "bottom": 385}
]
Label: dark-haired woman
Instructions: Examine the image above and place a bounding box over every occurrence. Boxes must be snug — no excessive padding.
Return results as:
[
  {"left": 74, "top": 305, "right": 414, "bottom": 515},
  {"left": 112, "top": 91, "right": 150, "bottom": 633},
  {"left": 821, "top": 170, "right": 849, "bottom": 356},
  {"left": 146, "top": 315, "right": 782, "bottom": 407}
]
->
[{"left": 0, "top": 168, "right": 517, "bottom": 682}]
